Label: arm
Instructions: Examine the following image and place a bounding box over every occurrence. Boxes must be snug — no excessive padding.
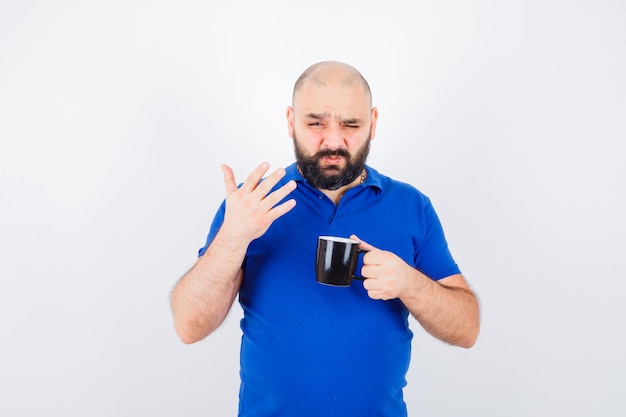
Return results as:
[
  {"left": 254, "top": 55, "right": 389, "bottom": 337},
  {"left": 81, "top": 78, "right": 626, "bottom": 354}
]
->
[
  {"left": 353, "top": 235, "right": 480, "bottom": 348},
  {"left": 170, "top": 231, "right": 245, "bottom": 344},
  {"left": 399, "top": 273, "right": 479, "bottom": 348},
  {"left": 171, "top": 162, "right": 297, "bottom": 344}
]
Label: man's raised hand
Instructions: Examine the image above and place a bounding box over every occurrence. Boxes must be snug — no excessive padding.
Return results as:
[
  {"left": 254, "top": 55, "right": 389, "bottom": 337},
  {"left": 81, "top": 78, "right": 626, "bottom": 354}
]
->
[{"left": 221, "top": 162, "right": 297, "bottom": 243}]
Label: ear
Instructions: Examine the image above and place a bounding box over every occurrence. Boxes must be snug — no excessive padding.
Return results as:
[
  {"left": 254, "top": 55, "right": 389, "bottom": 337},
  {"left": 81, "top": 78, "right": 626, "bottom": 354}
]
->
[
  {"left": 369, "top": 107, "right": 379, "bottom": 141},
  {"left": 286, "top": 106, "right": 295, "bottom": 139}
]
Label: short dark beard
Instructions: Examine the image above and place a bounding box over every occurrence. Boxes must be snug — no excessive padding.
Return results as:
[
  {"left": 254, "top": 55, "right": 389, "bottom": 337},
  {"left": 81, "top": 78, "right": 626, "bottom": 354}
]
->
[{"left": 294, "top": 135, "right": 370, "bottom": 190}]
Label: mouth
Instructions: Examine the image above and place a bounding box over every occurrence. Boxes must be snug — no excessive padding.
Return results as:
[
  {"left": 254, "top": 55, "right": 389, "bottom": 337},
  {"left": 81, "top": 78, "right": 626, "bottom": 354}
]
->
[{"left": 323, "top": 155, "right": 344, "bottom": 165}]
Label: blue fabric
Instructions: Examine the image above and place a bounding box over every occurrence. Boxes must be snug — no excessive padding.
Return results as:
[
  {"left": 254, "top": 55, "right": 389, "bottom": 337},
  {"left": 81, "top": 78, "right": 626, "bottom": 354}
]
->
[{"left": 199, "top": 163, "right": 461, "bottom": 417}]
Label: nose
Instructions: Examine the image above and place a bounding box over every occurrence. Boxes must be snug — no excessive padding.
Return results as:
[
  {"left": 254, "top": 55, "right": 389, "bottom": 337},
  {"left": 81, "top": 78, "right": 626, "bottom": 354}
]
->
[{"left": 321, "top": 123, "right": 345, "bottom": 149}]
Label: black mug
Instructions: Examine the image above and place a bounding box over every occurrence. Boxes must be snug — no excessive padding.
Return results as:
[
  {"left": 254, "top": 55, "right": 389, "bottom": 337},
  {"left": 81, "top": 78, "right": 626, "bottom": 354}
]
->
[{"left": 316, "top": 236, "right": 367, "bottom": 287}]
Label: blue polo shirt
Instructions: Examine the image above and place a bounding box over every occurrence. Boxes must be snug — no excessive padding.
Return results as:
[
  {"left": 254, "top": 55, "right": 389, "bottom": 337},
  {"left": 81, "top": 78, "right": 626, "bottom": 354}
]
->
[{"left": 199, "top": 163, "right": 460, "bottom": 417}]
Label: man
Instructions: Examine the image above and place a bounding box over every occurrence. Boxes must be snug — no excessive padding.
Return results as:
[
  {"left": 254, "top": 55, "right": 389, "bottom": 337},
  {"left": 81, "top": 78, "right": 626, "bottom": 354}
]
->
[{"left": 171, "top": 61, "right": 480, "bottom": 416}]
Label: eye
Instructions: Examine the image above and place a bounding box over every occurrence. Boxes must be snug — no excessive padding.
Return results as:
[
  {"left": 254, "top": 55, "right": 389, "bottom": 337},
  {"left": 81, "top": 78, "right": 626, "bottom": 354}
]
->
[
  {"left": 308, "top": 122, "right": 323, "bottom": 127},
  {"left": 342, "top": 119, "right": 362, "bottom": 129}
]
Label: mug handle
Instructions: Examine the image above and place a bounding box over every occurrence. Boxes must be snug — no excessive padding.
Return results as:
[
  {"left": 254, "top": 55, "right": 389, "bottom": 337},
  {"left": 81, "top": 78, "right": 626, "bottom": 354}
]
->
[{"left": 352, "top": 248, "right": 369, "bottom": 281}]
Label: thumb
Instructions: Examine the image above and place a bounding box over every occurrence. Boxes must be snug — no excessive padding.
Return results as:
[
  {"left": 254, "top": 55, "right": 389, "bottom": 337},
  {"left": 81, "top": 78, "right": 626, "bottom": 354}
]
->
[{"left": 350, "top": 234, "right": 377, "bottom": 251}]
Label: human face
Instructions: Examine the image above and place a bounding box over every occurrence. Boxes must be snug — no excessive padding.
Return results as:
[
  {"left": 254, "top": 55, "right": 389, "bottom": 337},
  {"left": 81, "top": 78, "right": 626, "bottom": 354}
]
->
[{"left": 287, "top": 74, "right": 378, "bottom": 190}]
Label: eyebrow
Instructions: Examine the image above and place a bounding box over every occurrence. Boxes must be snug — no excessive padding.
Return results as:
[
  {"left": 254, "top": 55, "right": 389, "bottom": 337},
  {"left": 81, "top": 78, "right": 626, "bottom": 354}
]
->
[
  {"left": 305, "top": 112, "right": 330, "bottom": 120},
  {"left": 305, "top": 112, "right": 363, "bottom": 124}
]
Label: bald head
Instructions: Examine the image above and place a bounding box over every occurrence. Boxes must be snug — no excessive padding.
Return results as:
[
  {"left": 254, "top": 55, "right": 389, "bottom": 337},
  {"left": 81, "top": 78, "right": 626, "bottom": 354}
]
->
[{"left": 292, "top": 61, "right": 372, "bottom": 106}]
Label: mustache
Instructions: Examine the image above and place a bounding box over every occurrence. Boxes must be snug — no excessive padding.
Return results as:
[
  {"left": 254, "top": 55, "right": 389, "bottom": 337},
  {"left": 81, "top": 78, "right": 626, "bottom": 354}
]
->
[{"left": 314, "top": 148, "right": 351, "bottom": 159}]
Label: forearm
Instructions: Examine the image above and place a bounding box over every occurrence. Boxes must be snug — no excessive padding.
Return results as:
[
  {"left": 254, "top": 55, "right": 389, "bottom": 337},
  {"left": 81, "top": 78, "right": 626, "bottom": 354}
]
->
[
  {"left": 170, "top": 229, "right": 246, "bottom": 344},
  {"left": 401, "top": 273, "right": 480, "bottom": 348}
]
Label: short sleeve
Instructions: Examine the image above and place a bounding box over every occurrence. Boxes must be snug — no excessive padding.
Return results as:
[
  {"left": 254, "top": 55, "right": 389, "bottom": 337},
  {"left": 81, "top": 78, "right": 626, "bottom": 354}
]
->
[
  {"left": 414, "top": 198, "right": 461, "bottom": 280},
  {"left": 197, "top": 200, "right": 226, "bottom": 257}
]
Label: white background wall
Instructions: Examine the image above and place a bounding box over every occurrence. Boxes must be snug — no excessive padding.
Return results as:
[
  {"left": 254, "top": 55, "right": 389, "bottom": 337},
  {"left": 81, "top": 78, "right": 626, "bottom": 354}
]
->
[{"left": 1, "top": 1, "right": 624, "bottom": 416}]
